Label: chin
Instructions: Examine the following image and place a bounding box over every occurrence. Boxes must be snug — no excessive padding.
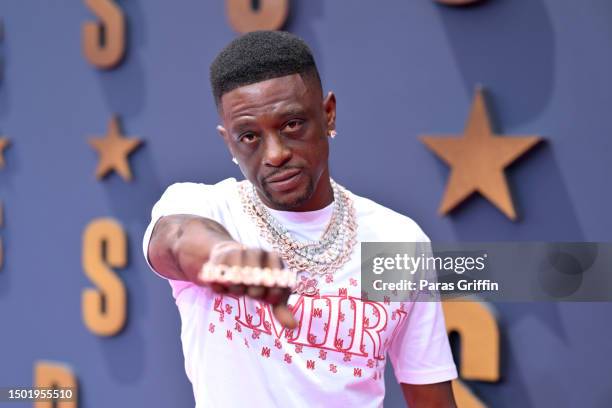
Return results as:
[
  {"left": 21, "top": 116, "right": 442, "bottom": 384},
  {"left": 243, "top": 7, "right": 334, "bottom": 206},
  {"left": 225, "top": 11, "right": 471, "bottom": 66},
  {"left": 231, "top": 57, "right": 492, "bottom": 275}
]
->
[{"left": 263, "top": 180, "right": 313, "bottom": 210}]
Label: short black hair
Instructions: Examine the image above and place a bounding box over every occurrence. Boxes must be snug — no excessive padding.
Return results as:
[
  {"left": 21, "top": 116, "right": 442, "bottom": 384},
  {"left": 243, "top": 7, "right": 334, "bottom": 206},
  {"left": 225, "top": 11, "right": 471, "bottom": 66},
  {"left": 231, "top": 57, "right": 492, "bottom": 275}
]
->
[{"left": 210, "top": 30, "right": 322, "bottom": 107}]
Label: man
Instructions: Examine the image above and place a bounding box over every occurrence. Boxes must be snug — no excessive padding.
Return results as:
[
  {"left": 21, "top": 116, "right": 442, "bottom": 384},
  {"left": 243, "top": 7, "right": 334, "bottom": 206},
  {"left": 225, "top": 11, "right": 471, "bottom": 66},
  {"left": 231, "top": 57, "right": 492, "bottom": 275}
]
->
[{"left": 143, "top": 31, "right": 457, "bottom": 407}]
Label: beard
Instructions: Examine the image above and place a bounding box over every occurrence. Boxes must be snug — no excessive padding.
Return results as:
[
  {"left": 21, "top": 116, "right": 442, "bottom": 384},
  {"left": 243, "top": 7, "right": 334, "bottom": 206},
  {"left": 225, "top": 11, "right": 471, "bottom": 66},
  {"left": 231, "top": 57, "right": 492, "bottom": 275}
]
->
[{"left": 259, "top": 173, "right": 316, "bottom": 211}]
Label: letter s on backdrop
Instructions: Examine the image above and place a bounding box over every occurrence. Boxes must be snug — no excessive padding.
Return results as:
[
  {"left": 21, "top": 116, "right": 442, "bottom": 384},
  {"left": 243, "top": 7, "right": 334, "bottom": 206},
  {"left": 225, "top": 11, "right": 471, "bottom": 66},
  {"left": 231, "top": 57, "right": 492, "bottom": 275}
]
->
[
  {"left": 82, "top": 0, "right": 125, "bottom": 69},
  {"left": 82, "top": 218, "right": 127, "bottom": 336}
]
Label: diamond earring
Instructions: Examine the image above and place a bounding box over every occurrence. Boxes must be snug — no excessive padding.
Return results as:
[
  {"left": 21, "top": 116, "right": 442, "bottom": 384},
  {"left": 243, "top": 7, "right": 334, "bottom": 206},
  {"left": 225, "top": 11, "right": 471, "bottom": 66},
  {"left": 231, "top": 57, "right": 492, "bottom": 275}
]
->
[
  {"left": 232, "top": 157, "right": 238, "bottom": 164},
  {"left": 329, "top": 129, "right": 337, "bottom": 139}
]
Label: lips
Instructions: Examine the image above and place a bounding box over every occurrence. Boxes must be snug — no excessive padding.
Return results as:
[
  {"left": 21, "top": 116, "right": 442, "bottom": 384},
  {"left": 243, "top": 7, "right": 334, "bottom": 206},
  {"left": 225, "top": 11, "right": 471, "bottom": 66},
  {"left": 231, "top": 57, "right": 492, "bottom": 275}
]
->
[
  {"left": 265, "top": 168, "right": 302, "bottom": 183},
  {"left": 264, "top": 168, "right": 303, "bottom": 193}
]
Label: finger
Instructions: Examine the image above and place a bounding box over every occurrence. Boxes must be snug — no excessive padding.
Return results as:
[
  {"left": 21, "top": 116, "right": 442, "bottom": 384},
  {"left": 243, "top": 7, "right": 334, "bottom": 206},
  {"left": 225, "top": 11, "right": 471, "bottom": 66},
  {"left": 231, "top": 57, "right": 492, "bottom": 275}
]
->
[
  {"left": 247, "top": 285, "right": 266, "bottom": 299},
  {"left": 215, "top": 247, "right": 240, "bottom": 266},
  {"left": 268, "top": 252, "right": 284, "bottom": 269},
  {"left": 243, "top": 248, "right": 261, "bottom": 267},
  {"left": 209, "top": 241, "right": 242, "bottom": 265},
  {"left": 228, "top": 284, "right": 246, "bottom": 296},
  {"left": 272, "top": 303, "right": 297, "bottom": 329},
  {"left": 265, "top": 287, "right": 285, "bottom": 305},
  {"left": 260, "top": 250, "right": 269, "bottom": 268},
  {"left": 210, "top": 282, "right": 228, "bottom": 294}
]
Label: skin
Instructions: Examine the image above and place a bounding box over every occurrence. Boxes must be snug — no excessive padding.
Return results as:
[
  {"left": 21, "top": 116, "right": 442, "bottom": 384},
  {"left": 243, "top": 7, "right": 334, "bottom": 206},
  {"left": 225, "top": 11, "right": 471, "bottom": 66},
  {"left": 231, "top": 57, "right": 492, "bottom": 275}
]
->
[
  {"left": 217, "top": 73, "right": 335, "bottom": 212},
  {"left": 401, "top": 381, "right": 457, "bottom": 408},
  {"left": 148, "top": 72, "right": 456, "bottom": 407}
]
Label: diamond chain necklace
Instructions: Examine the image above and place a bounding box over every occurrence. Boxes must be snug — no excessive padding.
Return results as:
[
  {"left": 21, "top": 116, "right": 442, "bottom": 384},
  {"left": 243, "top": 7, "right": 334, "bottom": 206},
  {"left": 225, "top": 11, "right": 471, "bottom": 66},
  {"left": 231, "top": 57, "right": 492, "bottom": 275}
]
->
[{"left": 238, "top": 179, "right": 357, "bottom": 293}]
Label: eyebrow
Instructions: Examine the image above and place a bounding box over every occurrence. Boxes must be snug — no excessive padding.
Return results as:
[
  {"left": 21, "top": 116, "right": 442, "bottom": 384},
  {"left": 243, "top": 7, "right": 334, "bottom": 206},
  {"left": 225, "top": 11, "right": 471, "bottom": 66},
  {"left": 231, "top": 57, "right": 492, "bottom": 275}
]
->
[
  {"left": 230, "top": 106, "right": 308, "bottom": 134},
  {"left": 231, "top": 119, "right": 257, "bottom": 135},
  {"left": 278, "top": 106, "right": 307, "bottom": 117}
]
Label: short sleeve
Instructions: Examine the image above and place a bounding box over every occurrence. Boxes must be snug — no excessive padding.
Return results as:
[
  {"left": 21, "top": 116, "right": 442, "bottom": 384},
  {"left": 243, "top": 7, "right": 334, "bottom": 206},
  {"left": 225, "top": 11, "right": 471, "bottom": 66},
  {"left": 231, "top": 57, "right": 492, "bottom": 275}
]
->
[
  {"left": 142, "top": 179, "right": 237, "bottom": 286},
  {"left": 387, "top": 300, "right": 458, "bottom": 384},
  {"left": 387, "top": 231, "right": 457, "bottom": 384}
]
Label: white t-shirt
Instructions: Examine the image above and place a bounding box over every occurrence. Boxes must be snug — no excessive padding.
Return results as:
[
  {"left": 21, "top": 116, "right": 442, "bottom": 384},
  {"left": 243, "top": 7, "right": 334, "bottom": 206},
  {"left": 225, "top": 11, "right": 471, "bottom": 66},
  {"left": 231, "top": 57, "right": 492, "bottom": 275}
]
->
[{"left": 142, "top": 178, "right": 457, "bottom": 408}]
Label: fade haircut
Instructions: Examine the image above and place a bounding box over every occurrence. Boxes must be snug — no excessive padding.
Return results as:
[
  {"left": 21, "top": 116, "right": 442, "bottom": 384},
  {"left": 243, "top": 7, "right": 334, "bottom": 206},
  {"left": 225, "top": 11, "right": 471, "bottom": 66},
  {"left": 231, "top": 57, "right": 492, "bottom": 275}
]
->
[{"left": 210, "top": 30, "right": 322, "bottom": 107}]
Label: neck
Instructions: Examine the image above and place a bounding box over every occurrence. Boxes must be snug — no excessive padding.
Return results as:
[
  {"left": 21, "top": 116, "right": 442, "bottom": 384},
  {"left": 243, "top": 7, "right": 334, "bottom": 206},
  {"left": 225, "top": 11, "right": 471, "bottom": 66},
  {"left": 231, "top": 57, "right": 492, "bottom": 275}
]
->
[{"left": 293, "top": 169, "right": 334, "bottom": 212}]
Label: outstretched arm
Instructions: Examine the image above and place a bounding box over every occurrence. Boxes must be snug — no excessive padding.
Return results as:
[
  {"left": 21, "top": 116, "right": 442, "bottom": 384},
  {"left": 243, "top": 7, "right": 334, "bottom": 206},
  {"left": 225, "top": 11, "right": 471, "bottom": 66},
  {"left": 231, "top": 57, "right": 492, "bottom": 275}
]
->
[
  {"left": 147, "top": 214, "right": 296, "bottom": 328},
  {"left": 148, "top": 214, "right": 231, "bottom": 283}
]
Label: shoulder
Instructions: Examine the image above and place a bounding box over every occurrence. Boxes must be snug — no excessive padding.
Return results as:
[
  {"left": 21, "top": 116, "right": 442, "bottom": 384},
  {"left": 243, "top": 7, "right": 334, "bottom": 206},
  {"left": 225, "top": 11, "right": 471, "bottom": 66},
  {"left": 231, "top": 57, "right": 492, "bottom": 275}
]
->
[
  {"left": 160, "top": 178, "right": 238, "bottom": 204},
  {"left": 348, "top": 189, "right": 430, "bottom": 242},
  {"left": 161, "top": 177, "right": 239, "bottom": 199},
  {"left": 151, "top": 177, "right": 241, "bottom": 218}
]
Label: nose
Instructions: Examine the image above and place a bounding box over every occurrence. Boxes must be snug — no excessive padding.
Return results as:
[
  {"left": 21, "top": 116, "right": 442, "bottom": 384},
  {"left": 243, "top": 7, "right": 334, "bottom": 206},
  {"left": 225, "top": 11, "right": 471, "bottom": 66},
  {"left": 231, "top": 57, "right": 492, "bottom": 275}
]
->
[{"left": 263, "top": 132, "right": 291, "bottom": 167}]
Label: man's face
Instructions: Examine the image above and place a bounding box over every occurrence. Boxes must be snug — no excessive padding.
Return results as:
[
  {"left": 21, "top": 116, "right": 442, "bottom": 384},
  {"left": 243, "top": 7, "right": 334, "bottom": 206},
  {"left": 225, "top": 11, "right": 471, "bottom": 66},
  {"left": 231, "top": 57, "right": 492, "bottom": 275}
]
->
[{"left": 218, "top": 73, "right": 336, "bottom": 210}]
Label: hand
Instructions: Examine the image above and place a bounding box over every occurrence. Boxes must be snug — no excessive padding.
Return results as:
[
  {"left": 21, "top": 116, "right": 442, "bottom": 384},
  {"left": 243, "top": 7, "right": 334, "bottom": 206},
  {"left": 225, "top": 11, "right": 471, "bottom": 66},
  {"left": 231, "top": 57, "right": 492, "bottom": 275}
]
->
[{"left": 202, "top": 241, "right": 297, "bottom": 329}]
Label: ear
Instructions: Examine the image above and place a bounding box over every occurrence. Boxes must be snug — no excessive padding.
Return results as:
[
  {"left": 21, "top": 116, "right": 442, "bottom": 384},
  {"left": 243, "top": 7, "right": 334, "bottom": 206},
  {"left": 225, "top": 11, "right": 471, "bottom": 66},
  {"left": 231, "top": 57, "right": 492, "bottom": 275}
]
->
[
  {"left": 216, "top": 124, "right": 229, "bottom": 141},
  {"left": 216, "top": 125, "right": 236, "bottom": 158},
  {"left": 323, "top": 91, "right": 337, "bottom": 134}
]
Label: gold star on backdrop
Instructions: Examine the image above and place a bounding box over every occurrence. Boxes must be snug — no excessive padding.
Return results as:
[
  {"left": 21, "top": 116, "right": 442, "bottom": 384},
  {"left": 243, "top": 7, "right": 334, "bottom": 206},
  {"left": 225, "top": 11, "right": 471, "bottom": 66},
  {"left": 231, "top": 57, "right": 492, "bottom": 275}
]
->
[
  {"left": 0, "top": 138, "right": 9, "bottom": 168},
  {"left": 420, "top": 87, "right": 542, "bottom": 221},
  {"left": 89, "top": 116, "right": 142, "bottom": 181}
]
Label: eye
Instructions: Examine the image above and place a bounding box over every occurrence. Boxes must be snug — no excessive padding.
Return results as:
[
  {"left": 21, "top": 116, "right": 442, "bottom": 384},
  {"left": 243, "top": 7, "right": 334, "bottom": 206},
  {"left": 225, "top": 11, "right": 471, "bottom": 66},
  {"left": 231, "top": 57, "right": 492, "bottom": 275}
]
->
[
  {"left": 238, "top": 132, "right": 258, "bottom": 144},
  {"left": 283, "top": 119, "right": 304, "bottom": 132}
]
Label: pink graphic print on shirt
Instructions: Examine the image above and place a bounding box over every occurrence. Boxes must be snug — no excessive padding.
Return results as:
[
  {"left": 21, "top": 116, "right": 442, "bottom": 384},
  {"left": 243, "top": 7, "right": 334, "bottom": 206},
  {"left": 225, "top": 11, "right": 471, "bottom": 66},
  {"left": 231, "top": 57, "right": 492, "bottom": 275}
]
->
[{"left": 210, "top": 289, "right": 408, "bottom": 377}]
